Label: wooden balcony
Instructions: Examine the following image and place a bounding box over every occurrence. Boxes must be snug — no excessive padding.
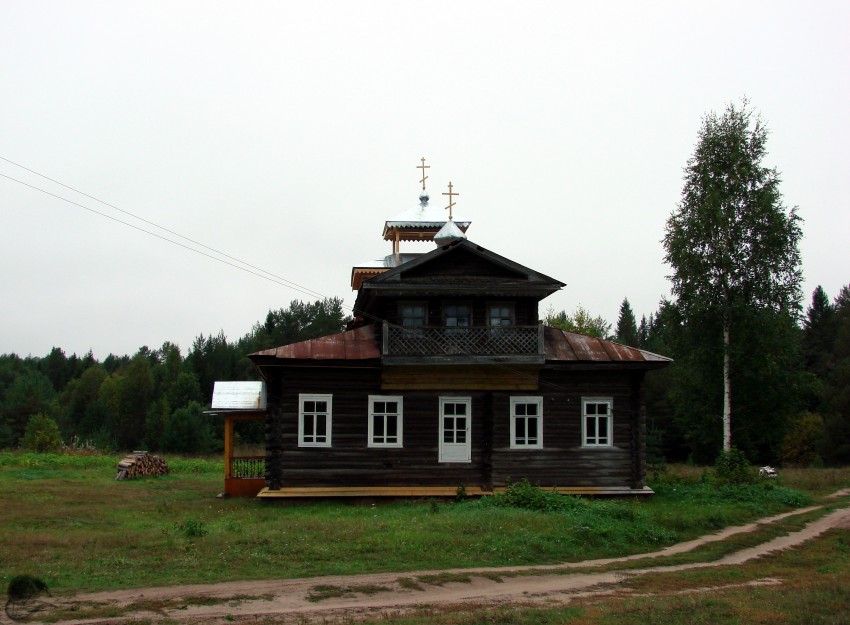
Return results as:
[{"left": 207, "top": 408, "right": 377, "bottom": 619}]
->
[{"left": 382, "top": 322, "right": 544, "bottom": 365}]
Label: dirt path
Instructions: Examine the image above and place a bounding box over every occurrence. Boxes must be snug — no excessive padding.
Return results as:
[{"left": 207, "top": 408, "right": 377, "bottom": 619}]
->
[{"left": 22, "top": 498, "right": 850, "bottom": 625}]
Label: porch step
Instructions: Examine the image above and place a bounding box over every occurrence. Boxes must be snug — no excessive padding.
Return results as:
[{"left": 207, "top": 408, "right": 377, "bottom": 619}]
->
[{"left": 255, "top": 485, "right": 653, "bottom": 498}]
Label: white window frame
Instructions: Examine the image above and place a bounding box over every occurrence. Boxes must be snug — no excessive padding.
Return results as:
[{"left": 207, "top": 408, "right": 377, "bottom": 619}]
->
[
  {"left": 510, "top": 396, "right": 543, "bottom": 449},
  {"left": 368, "top": 395, "right": 403, "bottom": 448},
  {"left": 582, "top": 397, "right": 613, "bottom": 447},
  {"left": 298, "top": 393, "right": 332, "bottom": 447}
]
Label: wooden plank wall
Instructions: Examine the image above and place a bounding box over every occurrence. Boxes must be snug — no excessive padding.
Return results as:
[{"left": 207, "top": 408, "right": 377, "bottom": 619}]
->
[
  {"left": 265, "top": 365, "right": 646, "bottom": 490},
  {"left": 490, "top": 370, "right": 638, "bottom": 488},
  {"left": 376, "top": 296, "right": 540, "bottom": 328}
]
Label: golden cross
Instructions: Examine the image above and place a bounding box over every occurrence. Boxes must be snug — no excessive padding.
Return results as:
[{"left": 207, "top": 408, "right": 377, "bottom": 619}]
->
[
  {"left": 416, "top": 157, "right": 430, "bottom": 190},
  {"left": 442, "top": 181, "right": 458, "bottom": 220}
]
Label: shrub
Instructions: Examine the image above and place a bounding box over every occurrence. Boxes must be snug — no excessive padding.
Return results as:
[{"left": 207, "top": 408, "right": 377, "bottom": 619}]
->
[
  {"left": 60, "top": 436, "right": 108, "bottom": 456},
  {"left": 7, "top": 574, "right": 49, "bottom": 601},
  {"left": 487, "top": 479, "right": 579, "bottom": 512},
  {"left": 781, "top": 411, "right": 825, "bottom": 466},
  {"left": 714, "top": 447, "right": 754, "bottom": 484},
  {"left": 20, "top": 414, "right": 62, "bottom": 453},
  {"left": 176, "top": 518, "right": 207, "bottom": 538},
  {"left": 162, "top": 402, "right": 216, "bottom": 453}
]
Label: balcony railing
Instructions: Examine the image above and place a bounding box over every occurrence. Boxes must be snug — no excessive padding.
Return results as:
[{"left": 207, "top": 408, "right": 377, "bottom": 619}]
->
[
  {"left": 229, "top": 456, "right": 265, "bottom": 479},
  {"left": 383, "top": 322, "right": 543, "bottom": 359}
]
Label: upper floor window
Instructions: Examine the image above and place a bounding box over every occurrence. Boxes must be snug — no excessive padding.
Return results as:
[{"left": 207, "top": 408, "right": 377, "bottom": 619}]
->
[
  {"left": 444, "top": 303, "right": 471, "bottom": 331},
  {"left": 299, "top": 394, "right": 332, "bottom": 447},
  {"left": 510, "top": 396, "right": 543, "bottom": 449},
  {"left": 399, "top": 303, "right": 427, "bottom": 329},
  {"left": 582, "top": 397, "right": 613, "bottom": 447},
  {"left": 369, "top": 395, "right": 403, "bottom": 447},
  {"left": 488, "top": 303, "right": 514, "bottom": 327}
]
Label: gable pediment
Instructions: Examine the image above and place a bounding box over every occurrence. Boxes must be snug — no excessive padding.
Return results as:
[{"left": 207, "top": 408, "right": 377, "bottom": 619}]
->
[{"left": 366, "top": 239, "right": 563, "bottom": 287}]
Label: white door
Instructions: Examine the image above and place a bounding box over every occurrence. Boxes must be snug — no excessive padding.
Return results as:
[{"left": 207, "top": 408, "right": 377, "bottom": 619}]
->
[{"left": 439, "top": 397, "right": 471, "bottom": 463}]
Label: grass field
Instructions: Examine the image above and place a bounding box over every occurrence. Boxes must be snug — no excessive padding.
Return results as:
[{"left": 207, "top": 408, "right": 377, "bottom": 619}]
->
[
  {"left": 1, "top": 451, "right": 848, "bottom": 598},
  {"left": 344, "top": 523, "right": 850, "bottom": 625}
]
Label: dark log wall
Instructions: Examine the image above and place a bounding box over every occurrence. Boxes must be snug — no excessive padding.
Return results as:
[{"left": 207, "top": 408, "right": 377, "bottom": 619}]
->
[
  {"left": 401, "top": 249, "right": 521, "bottom": 279},
  {"left": 266, "top": 366, "right": 484, "bottom": 488},
  {"left": 490, "top": 370, "right": 644, "bottom": 488},
  {"left": 377, "top": 297, "right": 540, "bottom": 328},
  {"left": 265, "top": 364, "right": 647, "bottom": 490}
]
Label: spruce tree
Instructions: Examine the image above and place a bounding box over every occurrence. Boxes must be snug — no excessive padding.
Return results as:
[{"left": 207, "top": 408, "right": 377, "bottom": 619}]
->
[{"left": 615, "top": 298, "right": 639, "bottom": 347}]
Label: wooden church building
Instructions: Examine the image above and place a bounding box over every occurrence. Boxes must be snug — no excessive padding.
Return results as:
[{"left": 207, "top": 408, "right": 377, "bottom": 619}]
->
[{"left": 220, "top": 164, "right": 670, "bottom": 498}]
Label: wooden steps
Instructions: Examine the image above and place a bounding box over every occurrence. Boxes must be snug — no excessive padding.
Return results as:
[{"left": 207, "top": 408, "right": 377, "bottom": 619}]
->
[{"left": 256, "top": 485, "right": 653, "bottom": 498}]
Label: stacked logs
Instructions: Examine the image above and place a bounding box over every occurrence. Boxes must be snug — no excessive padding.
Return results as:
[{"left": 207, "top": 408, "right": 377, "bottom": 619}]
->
[{"left": 116, "top": 451, "right": 169, "bottom": 480}]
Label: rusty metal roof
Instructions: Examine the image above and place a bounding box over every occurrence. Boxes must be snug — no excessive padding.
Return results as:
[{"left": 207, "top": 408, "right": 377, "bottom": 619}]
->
[
  {"left": 544, "top": 327, "right": 671, "bottom": 363},
  {"left": 250, "top": 325, "right": 381, "bottom": 361},
  {"left": 250, "top": 324, "right": 670, "bottom": 365}
]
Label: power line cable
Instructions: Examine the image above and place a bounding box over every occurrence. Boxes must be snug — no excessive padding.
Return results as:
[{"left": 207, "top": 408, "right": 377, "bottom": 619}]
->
[
  {"left": 0, "top": 156, "right": 329, "bottom": 302},
  {"left": 0, "top": 172, "right": 333, "bottom": 303},
  {"left": 1, "top": 160, "right": 582, "bottom": 390},
  {"left": 0, "top": 165, "right": 391, "bottom": 327}
]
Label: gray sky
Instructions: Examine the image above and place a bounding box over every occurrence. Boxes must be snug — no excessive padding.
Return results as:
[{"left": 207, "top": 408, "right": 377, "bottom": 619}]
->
[{"left": 2, "top": 1, "right": 848, "bottom": 360}]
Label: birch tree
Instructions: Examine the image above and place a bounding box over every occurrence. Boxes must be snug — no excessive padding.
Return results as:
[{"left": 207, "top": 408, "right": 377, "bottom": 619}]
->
[{"left": 663, "top": 99, "right": 802, "bottom": 452}]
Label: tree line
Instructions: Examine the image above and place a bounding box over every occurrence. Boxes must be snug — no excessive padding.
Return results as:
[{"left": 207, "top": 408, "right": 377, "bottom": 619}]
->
[
  {"left": 546, "top": 285, "right": 850, "bottom": 466},
  {"left": 0, "top": 298, "right": 348, "bottom": 454}
]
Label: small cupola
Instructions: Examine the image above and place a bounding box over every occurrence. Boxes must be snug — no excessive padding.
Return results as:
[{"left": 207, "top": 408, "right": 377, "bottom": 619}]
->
[
  {"left": 434, "top": 180, "right": 466, "bottom": 246},
  {"left": 352, "top": 159, "right": 472, "bottom": 290},
  {"left": 434, "top": 219, "right": 466, "bottom": 246},
  {"left": 382, "top": 158, "right": 470, "bottom": 255}
]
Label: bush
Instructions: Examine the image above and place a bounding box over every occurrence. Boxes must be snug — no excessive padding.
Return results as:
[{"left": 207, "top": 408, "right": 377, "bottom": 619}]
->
[
  {"left": 7, "top": 574, "right": 48, "bottom": 600},
  {"left": 714, "top": 447, "right": 754, "bottom": 484},
  {"left": 20, "top": 414, "right": 62, "bottom": 453},
  {"left": 781, "top": 412, "right": 825, "bottom": 466},
  {"left": 176, "top": 518, "right": 207, "bottom": 538},
  {"left": 162, "top": 402, "right": 216, "bottom": 453},
  {"left": 486, "top": 479, "right": 581, "bottom": 513}
]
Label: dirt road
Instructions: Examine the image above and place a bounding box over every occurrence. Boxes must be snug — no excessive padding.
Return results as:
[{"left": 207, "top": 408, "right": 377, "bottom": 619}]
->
[{"left": 20, "top": 495, "right": 850, "bottom": 625}]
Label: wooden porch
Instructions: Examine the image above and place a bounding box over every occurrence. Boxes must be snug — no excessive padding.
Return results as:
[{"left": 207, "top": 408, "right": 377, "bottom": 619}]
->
[{"left": 222, "top": 411, "right": 266, "bottom": 497}]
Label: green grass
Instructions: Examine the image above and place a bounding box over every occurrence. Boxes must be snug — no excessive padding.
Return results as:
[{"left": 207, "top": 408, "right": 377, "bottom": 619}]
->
[
  {"left": 1, "top": 451, "right": 846, "bottom": 596},
  {"left": 317, "top": 529, "right": 850, "bottom": 625}
]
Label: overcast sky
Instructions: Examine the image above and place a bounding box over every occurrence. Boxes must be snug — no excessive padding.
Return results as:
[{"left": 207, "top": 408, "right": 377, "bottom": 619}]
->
[{"left": 2, "top": 1, "right": 848, "bottom": 360}]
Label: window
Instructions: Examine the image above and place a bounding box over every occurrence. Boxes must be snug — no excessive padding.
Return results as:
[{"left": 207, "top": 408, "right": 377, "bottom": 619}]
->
[
  {"left": 369, "top": 395, "right": 403, "bottom": 447},
  {"left": 444, "top": 303, "right": 471, "bottom": 332},
  {"left": 488, "top": 303, "right": 514, "bottom": 327},
  {"left": 399, "top": 303, "right": 427, "bottom": 329},
  {"left": 582, "top": 398, "right": 613, "bottom": 447},
  {"left": 510, "top": 396, "right": 543, "bottom": 449},
  {"left": 298, "top": 394, "right": 332, "bottom": 447}
]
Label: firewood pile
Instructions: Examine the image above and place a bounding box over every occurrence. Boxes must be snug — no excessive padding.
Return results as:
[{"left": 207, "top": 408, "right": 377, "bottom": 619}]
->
[{"left": 115, "top": 451, "right": 169, "bottom": 480}]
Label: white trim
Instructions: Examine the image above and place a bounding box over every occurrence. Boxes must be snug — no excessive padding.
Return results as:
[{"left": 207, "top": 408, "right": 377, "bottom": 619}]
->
[
  {"left": 438, "top": 396, "right": 472, "bottom": 463},
  {"left": 581, "top": 397, "right": 613, "bottom": 447},
  {"left": 510, "top": 396, "right": 543, "bottom": 449},
  {"left": 298, "top": 393, "right": 332, "bottom": 447},
  {"left": 368, "top": 395, "right": 403, "bottom": 448}
]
